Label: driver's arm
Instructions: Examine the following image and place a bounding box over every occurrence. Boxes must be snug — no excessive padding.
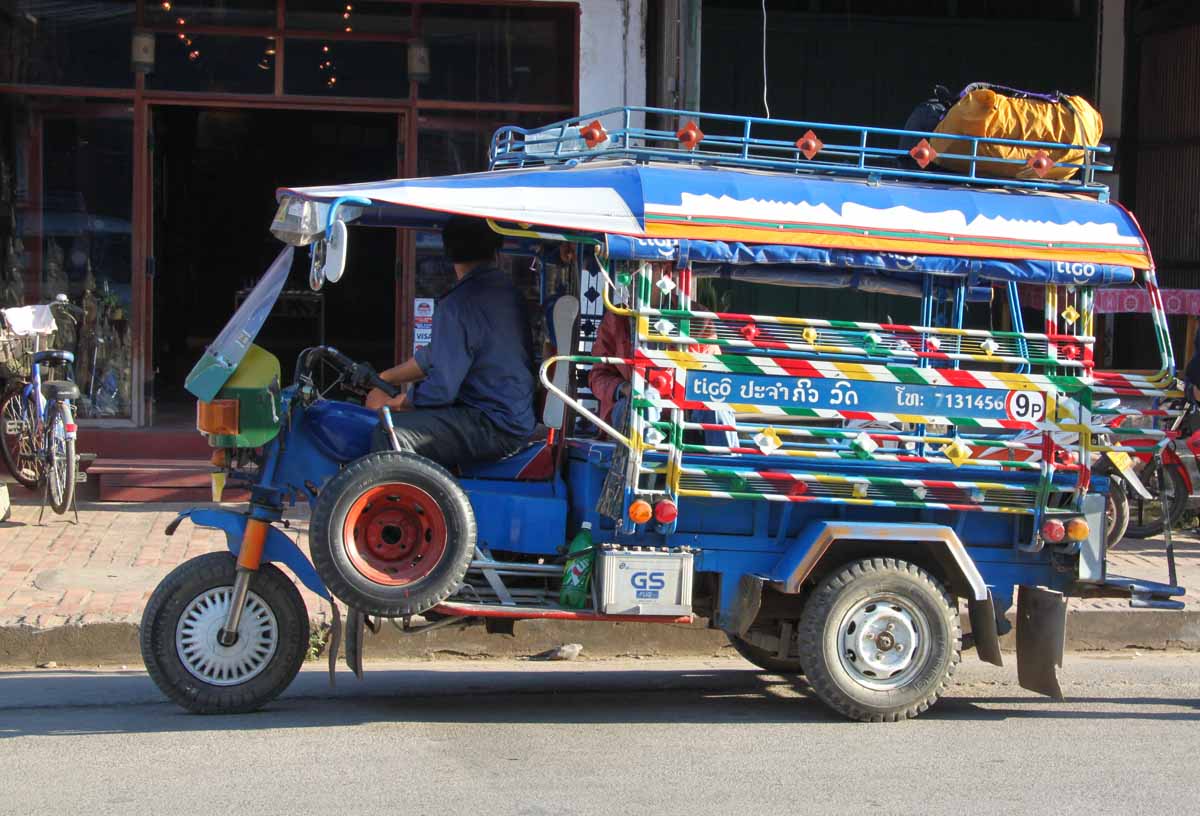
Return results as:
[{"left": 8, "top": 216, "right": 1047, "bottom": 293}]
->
[
  {"left": 378, "top": 357, "right": 425, "bottom": 387},
  {"left": 365, "top": 358, "right": 424, "bottom": 410}
]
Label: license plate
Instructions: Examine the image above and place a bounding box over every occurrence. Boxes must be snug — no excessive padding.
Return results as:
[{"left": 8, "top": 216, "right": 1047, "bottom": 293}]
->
[
  {"left": 1107, "top": 451, "right": 1134, "bottom": 473},
  {"left": 4, "top": 421, "right": 25, "bottom": 434},
  {"left": 74, "top": 471, "right": 88, "bottom": 483}
]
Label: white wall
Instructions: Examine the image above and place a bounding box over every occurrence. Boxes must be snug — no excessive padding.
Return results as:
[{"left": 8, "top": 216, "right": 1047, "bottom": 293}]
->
[
  {"left": 1096, "top": 0, "right": 1124, "bottom": 140},
  {"left": 529, "top": 0, "right": 645, "bottom": 115}
]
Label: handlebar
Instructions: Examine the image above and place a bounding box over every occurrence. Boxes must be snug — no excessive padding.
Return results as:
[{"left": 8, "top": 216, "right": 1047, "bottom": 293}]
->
[
  {"left": 301, "top": 346, "right": 400, "bottom": 398},
  {"left": 47, "top": 297, "right": 84, "bottom": 323}
]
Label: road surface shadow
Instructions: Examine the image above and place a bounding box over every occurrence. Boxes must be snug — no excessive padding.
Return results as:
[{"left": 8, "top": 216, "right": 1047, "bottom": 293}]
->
[{"left": 1, "top": 666, "right": 1197, "bottom": 738}]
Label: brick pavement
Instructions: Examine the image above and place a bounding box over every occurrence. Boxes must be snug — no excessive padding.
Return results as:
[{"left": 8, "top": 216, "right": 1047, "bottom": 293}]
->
[
  {"left": 0, "top": 498, "right": 333, "bottom": 629},
  {"left": 0, "top": 495, "right": 1195, "bottom": 629}
]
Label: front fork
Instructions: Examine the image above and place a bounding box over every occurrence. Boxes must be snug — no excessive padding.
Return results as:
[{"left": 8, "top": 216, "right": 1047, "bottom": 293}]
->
[{"left": 217, "top": 517, "right": 271, "bottom": 646}]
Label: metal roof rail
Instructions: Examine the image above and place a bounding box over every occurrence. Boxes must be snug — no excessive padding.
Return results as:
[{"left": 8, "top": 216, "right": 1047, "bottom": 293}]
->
[{"left": 490, "top": 106, "right": 1112, "bottom": 200}]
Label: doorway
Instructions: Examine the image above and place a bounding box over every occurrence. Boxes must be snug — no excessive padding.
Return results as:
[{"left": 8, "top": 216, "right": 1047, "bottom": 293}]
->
[{"left": 149, "top": 106, "right": 401, "bottom": 424}]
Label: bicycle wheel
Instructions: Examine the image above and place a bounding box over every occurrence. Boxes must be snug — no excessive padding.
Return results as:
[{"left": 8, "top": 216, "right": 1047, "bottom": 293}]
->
[
  {"left": 45, "top": 402, "right": 76, "bottom": 515},
  {"left": 0, "top": 387, "right": 40, "bottom": 490}
]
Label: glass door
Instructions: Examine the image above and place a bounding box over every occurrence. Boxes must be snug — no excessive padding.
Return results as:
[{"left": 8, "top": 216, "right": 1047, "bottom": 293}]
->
[{"left": 0, "top": 97, "right": 137, "bottom": 423}]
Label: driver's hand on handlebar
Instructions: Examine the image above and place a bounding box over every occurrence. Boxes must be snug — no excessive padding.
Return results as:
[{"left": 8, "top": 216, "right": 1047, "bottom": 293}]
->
[{"left": 366, "top": 388, "right": 409, "bottom": 412}]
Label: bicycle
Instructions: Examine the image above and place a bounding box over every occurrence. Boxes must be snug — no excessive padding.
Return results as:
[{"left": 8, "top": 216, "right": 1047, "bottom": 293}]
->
[{"left": 0, "top": 296, "right": 84, "bottom": 517}]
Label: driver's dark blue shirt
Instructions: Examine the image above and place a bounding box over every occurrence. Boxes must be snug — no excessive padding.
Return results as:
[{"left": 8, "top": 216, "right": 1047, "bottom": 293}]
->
[{"left": 411, "top": 264, "right": 535, "bottom": 437}]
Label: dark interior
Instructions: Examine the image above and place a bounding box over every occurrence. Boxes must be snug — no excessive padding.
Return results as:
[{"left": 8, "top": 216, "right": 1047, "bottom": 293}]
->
[{"left": 151, "top": 106, "right": 399, "bottom": 422}]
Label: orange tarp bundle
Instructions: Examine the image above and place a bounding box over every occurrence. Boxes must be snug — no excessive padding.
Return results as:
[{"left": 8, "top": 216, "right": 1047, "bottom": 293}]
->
[{"left": 930, "top": 88, "right": 1103, "bottom": 180}]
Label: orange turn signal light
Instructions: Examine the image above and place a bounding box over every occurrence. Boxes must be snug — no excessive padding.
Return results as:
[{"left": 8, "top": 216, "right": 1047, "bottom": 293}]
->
[
  {"left": 629, "top": 499, "right": 653, "bottom": 524},
  {"left": 1065, "top": 518, "right": 1090, "bottom": 542},
  {"left": 197, "top": 399, "right": 239, "bottom": 436}
]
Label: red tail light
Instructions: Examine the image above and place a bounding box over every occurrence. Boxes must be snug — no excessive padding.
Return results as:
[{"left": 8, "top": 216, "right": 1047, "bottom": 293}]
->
[
  {"left": 654, "top": 500, "right": 678, "bottom": 524},
  {"left": 1041, "top": 519, "right": 1066, "bottom": 543}
]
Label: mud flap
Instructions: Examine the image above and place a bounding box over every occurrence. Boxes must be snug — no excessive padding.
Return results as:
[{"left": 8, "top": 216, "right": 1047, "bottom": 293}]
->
[
  {"left": 1016, "top": 585, "right": 1067, "bottom": 700},
  {"left": 327, "top": 600, "right": 342, "bottom": 688},
  {"left": 967, "top": 591, "right": 1004, "bottom": 667},
  {"left": 345, "top": 607, "right": 366, "bottom": 680},
  {"left": 724, "top": 574, "right": 765, "bottom": 637}
]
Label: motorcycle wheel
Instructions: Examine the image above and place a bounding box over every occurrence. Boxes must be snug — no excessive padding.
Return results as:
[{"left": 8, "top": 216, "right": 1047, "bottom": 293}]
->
[
  {"left": 1126, "top": 461, "right": 1189, "bottom": 539},
  {"left": 140, "top": 552, "right": 309, "bottom": 714},
  {"left": 1105, "top": 476, "right": 1130, "bottom": 547}
]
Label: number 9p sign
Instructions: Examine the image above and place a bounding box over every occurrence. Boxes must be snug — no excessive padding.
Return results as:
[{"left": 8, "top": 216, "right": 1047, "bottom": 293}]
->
[{"left": 1005, "top": 390, "right": 1046, "bottom": 423}]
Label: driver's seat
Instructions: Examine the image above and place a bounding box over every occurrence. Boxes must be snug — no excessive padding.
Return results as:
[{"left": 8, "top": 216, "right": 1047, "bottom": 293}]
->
[{"left": 459, "top": 295, "right": 580, "bottom": 482}]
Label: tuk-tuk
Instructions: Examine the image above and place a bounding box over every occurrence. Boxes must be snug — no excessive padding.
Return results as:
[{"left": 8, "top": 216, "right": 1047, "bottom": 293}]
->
[{"left": 141, "top": 106, "right": 1183, "bottom": 722}]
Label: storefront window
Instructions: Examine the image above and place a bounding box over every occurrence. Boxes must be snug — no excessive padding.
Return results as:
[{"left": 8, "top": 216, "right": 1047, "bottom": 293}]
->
[
  {"left": 144, "top": 0, "right": 276, "bottom": 28},
  {"left": 0, "top": 99, "right": 135, "bottom": 419},
  {"left": 420, "top": 4, "right": 574, "bottom": 104},
  {"left": 0, "top": 1, "right": 136, "bottom": 88},
  {"left": 146, "top": 34, "right": 275, "bottom": 93},
  {"left": 286, "top": 1, "right": 413, "bottom": 34},
  {"left": 284, "top": 39, "right": 408, "bottom": 97}
]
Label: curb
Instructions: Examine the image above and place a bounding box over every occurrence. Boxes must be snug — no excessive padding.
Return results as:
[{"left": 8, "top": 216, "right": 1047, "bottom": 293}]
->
[{"left": 2, "top": 610, "right": 1199, "bottom": 668}]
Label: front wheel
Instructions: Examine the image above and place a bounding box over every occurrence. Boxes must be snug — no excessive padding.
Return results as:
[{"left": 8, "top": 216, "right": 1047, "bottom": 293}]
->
[
  {"left": 0, "top": 388, "right": 39, "bottom": 490},
  {"left": 45, "top": 402, "right": 75, "bottom": 514},
  {"left": 797, "top": 558, "right": 960, "bottom": 722},
  {"left": 140, "top": 552, "right": 309, "bottom": 714},
  {"left": 1105, "top": 476, "right": 1130, "bottom": 547},
  {"left": 1126, "top": 460, "right": 1189, "bottom": 539}
]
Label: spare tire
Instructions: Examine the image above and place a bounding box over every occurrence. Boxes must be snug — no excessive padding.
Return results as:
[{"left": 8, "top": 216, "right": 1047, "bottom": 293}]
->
[{"left": 309, "top": 451, "right": 476, "bottom": 617}]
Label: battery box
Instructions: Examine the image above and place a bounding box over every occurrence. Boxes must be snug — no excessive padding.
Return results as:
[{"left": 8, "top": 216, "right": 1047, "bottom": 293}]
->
[{"left": 596, "top": 545, "right": 694, "bottom": 616}]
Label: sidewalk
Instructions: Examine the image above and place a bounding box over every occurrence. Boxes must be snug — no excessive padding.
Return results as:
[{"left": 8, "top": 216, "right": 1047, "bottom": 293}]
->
[{"left": 1, "top": 494, "right": 1197, "bottom": 666}]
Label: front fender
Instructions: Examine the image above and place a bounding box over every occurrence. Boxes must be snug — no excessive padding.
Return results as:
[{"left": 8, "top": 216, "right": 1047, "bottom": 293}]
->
[{"left": 167, "top": 508, "right": 329, "bottom": 600}]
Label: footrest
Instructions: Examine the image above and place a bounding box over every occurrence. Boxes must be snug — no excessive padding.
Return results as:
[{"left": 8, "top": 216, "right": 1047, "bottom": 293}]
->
[
  {"left": 1102, "top": 574, "right": 1186, "bottom": 610},
  {"left": 1131, "top": 597, "right": 1186, "bottom": 610},
  {"left": 433, "top": 600, "right": 692, "bottom": 624}
]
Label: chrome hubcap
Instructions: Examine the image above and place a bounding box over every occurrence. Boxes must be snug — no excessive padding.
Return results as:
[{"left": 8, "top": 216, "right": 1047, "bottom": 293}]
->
[
  {"left": 837, "top": 594, "right": 929, "bottom": 690},
  {"left": 175, "top": 587, "right": 278, "bottom": 686}
]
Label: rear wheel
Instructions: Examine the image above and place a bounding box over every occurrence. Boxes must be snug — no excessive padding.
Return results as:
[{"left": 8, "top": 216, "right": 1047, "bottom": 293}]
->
[
  {"left": 140, "top": 552, "right": 309, "bottom": 714},
  {"left": 797, "top": 558, "right": 960, "bottom": 722},
  {"left": 727, "top": 630, "right": 804, "bottom": 674},
  {"left": 45, "top": 402, "right": 75, "bottom": 514},
  {"left": 0, "top": 388, "right": 39, "bottom": 490},
  {"left": 309, "top": 452, "right": 476, "bottom": 617}
]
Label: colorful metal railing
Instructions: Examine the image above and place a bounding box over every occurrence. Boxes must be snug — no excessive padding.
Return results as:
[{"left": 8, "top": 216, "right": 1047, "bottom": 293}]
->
[
  {"left": 538, "top": 259, "right": 1181, "bottom": 541},
  {"left": 491, "top": 106, "right": 1114, "bottom": 199}
]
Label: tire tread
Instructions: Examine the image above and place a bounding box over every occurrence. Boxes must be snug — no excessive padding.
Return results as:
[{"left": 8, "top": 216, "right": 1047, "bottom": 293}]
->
[{"left": 796, "top": 557, "right": 961, "bottom": 723}]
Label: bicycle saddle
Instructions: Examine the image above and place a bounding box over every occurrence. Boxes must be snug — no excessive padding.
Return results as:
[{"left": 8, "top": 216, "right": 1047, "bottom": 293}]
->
[{"left": 41, "top": 380, "right": 80, "bottom": 401}]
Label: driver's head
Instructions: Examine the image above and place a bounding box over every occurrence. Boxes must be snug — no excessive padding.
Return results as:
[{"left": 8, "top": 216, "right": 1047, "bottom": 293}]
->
[{"left": 442, "top": 215, "right": 503, "bottom": 264}]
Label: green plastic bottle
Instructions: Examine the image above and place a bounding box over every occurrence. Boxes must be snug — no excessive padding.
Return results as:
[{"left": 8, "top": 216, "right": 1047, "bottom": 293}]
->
[{"left": 559, "top": 522, "right": 594, "bottom": 609}]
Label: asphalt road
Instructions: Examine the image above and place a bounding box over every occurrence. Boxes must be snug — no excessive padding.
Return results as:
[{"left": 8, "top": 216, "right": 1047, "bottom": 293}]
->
[{"left": 1, "top": 653, "right": 1198, "bottom": 816}]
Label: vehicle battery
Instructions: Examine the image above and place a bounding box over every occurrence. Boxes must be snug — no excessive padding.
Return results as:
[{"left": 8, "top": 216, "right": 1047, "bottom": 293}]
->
[{"left": 596, "top": 545, "right": 694, "bottom": 616}]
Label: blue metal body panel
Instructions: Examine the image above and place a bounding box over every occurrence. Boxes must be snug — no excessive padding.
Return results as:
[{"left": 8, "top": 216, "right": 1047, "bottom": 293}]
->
[
  {"left": 174, "top": 507, "right": 330, "bottom": 600},
  {"left": 177, "top": 386, "right": 1122, "bottom": 631},
  {"left": 463, "top": 477, "right": 568, "bottom": 555},
  {"left": 302, "top": 399, "right": 376, "bottom": 463}
]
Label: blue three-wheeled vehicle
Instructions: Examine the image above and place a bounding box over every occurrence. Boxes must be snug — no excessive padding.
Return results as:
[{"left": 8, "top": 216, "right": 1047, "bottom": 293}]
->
[{"left": 141, "top": 107, "right": 1184, "bottom": 722}]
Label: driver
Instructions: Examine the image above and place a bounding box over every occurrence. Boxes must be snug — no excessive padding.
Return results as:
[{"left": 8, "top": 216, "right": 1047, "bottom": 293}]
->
[{"left": 365, "top": 215, "right": 535, "bottom": 468}]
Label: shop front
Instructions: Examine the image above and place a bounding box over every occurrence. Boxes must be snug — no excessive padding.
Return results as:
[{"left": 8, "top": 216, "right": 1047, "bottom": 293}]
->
[{"left": 0, "top": 0, "right": 582, "bottom": 435}]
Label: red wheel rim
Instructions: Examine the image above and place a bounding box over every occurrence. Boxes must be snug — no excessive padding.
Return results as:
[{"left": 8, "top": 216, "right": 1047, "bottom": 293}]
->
[{"left": 341, "top": 483, "right": 448, "bottom": 586}]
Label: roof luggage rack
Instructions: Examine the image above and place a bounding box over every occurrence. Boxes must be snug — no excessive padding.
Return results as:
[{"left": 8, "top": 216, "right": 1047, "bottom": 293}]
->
[{"left": 490, "top": 106, "right": 1112, "bottom": 200}]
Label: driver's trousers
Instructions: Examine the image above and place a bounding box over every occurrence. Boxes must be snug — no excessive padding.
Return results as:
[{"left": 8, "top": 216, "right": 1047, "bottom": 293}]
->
[{"left": 370, "top": 403, "right": 528, "bottom": 470}]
